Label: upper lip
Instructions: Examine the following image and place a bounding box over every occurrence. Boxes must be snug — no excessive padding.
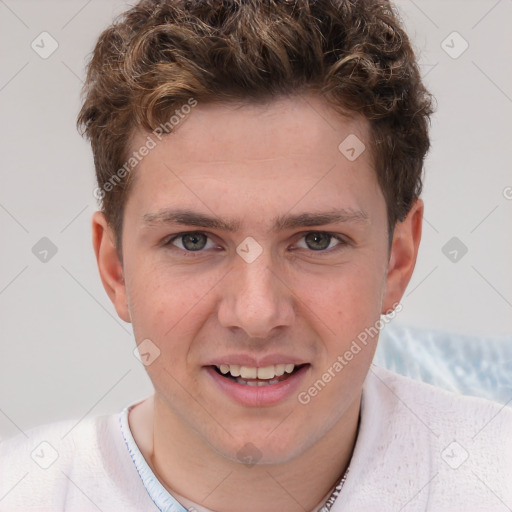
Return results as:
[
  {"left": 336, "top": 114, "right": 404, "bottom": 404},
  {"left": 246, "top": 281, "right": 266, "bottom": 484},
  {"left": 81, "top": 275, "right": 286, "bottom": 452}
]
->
[{"left": 205, "top": 354, "right": 309, "bottom": 367}]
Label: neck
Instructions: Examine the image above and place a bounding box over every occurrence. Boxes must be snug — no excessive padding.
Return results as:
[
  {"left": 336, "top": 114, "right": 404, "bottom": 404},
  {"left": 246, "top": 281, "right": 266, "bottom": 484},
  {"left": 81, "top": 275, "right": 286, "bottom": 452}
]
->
[{"left": 129, "top": 393, "right": 360, "bottom": 512}]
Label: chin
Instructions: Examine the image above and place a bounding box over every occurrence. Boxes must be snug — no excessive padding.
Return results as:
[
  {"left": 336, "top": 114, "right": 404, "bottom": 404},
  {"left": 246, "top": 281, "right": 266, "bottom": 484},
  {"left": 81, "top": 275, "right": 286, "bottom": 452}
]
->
[{"left": 210, "top": 430, "right": 309, "bottom": 467}]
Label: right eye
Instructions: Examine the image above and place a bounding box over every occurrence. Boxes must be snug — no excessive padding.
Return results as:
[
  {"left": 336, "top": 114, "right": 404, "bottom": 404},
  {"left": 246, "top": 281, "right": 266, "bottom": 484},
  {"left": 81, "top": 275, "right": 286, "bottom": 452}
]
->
[{"left": 164, "top": 231, "right": 217, "bottom": 254}]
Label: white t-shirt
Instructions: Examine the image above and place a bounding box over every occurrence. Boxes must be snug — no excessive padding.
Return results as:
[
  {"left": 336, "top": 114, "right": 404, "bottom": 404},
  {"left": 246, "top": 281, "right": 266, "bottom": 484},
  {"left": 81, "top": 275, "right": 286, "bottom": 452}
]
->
[{"left": 1, "top": 365, "right": 511, "bottom": 511}]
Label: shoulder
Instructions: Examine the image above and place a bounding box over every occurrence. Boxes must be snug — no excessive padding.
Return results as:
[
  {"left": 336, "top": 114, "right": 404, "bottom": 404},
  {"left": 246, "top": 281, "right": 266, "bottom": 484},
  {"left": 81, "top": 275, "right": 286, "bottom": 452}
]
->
[
  {"left": 367, "top": 365, "right": 512, "bottom": 437},
  {"left": 0, "top": 415, "right": 99, "bottom": 470},
  {"left": 335, "top": 366, "right": 512, "bottom": 511},
  {"left": 364, "top": 365, "right": 512, "bottom": 465},
  {"left": 0, "top": 411, "right": 146, "bottom": 511}
]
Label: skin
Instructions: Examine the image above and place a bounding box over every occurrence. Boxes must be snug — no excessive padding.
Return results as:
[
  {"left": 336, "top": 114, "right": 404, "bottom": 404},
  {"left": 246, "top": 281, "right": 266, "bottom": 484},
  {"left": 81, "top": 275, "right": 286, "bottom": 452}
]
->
[{"left": 92, "top": 94, "right": 422, "bottom": 512}]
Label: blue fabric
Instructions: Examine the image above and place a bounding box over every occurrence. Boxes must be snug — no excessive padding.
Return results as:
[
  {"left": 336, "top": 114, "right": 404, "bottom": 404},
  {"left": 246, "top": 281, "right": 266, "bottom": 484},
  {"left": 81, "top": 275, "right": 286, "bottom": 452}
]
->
[
  {"left": 374, "top": 324, "right": 512, "bottom": 407},
  {"left": 119, "top": 406, "right": 188, "bottom": 512}
]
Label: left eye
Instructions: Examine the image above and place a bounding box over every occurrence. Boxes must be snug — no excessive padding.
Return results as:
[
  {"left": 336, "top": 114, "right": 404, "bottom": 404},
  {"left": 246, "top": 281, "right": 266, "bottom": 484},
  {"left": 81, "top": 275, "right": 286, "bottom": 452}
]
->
[{"left": 295, "top": 232, "right": 344, "bottom": 251}]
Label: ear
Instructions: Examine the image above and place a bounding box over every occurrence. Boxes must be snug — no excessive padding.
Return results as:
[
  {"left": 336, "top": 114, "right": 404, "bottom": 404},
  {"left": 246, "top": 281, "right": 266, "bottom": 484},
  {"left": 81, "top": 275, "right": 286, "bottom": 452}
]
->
[
  {"left": 381, "top": 199, "right": 423, "bottom": 314},
  {"left": 91, "top": 211, "right": 131, "bottom": 323}
]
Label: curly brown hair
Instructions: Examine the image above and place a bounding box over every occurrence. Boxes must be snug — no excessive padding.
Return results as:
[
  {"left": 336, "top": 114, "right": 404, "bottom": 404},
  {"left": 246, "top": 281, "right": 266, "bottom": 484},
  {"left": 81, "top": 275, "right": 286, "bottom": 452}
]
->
[{"left": 77, "top": 0, "right": 433, "bottom": 253}]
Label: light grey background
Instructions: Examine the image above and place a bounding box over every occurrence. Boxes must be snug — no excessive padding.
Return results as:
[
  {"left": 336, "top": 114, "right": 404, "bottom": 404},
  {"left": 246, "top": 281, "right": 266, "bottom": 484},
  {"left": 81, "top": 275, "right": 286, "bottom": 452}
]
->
[{"left": 1, "top": 0, "right": 511, "bottom": 440}]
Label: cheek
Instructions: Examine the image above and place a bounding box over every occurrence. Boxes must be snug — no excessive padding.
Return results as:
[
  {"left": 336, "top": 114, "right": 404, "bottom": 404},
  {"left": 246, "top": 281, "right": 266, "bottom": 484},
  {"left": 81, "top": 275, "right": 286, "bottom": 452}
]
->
[
  {"left": 125, "top": 265, "right": 214, "bottom": 392},
  {"left": 125, "top": 258, "right": 224, "bottom": 354},
  {"left": 294, "top": 260, "right": 385, "bottom": 339},
  {"left": 296, "top": 263, "right": 384, "bottom": 409}
]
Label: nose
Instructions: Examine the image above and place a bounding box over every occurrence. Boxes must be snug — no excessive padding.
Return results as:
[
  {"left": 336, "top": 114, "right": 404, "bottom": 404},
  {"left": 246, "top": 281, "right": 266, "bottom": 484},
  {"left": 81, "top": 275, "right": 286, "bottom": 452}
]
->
[{"left": 217, "top": 249, "right": 295, "bottom": 340}]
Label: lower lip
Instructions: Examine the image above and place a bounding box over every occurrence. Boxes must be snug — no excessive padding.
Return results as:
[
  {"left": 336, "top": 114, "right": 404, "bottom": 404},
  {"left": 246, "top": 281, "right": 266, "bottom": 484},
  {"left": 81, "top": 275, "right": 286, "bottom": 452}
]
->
[{"left": 205, "top": 365, "right": 310, "bottom": 407}]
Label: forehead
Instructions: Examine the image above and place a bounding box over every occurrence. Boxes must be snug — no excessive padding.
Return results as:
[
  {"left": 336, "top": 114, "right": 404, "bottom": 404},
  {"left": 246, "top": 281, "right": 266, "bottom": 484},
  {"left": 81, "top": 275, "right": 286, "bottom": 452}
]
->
[
  {"left": 132, "top": 95, "right": 370, "bottom": 166},
  {"left": 124, "top": 94, "right": 379, "bottom": 221}
]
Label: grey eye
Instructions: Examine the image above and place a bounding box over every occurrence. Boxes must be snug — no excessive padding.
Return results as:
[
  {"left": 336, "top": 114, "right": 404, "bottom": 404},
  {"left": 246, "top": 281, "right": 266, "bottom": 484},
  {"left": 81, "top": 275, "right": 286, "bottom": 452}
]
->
[
  {"left": 174, "top": 232, "right": 208, "bottom": 251},
  {"left": 304, "top": 232, "right": 334, "bottom": 251}
]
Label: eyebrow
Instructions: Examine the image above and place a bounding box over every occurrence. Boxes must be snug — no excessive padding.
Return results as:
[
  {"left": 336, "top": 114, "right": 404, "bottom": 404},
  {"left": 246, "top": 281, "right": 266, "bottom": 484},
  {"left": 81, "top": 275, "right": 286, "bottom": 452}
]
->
[{"left": 142, "top": 207, "right": 369, "bottom": 232}]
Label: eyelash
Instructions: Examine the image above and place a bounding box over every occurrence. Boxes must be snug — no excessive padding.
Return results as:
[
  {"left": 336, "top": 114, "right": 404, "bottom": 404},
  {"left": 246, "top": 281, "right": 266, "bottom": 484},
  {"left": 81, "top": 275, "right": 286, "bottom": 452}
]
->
[{"left": 163, "top": 231, "right": 349, "bottom": 257}]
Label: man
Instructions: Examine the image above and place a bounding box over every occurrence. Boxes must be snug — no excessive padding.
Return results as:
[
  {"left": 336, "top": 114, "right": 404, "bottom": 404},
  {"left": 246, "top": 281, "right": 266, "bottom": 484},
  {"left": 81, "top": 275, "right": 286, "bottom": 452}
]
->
[{"left": 1, "top": 1, "right": 510, "bottom": 511}]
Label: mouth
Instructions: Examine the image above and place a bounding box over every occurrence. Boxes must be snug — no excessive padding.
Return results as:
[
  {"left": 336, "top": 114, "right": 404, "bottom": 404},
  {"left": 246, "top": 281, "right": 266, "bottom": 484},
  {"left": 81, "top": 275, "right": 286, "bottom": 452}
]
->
[{"left": 211, "top": 363, "right": 309, "bottom": 386}]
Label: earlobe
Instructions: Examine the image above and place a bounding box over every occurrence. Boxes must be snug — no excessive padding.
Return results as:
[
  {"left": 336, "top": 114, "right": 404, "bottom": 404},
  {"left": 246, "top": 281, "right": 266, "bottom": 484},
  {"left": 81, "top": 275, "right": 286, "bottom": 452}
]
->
[
  {"left": 381, "top": 199, "right": 423, "bottom": 314},
  {"left": 91, "top": 211, "right": 131, "bottom": 323}
]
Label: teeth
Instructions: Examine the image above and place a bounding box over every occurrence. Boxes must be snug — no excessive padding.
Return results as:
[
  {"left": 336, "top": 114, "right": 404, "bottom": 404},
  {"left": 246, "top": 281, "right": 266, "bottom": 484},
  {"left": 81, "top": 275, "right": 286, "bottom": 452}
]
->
[
  {"left": 274, "top": 364, "right": 286, "bottom": 376},
  {"left": 257, "top": 365, "right": 275, "bottom": 379},
  {"left": 240, "top": 366, "right": 257, "bottom": 379},
  {"left": 236, "top": 378, "right": 281, "bottom": 386},
  {"left": 284, "top": 363, "right": 295, "bottom": 374},
  {"left": 217, "top": 363, "right": 297, "bottom": 380},
  {"left": 229, "top": 365, "right": 241, "bottom": 377}
]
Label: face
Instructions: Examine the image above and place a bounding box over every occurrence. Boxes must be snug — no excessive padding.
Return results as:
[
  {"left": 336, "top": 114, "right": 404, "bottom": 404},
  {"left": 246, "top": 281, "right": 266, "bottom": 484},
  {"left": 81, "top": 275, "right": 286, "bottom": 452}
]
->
[{"left": 93, "top": 94, "right": 421, "bottom": 465}]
